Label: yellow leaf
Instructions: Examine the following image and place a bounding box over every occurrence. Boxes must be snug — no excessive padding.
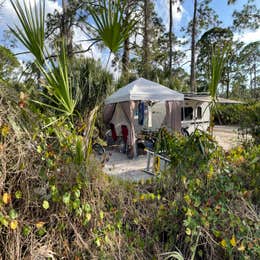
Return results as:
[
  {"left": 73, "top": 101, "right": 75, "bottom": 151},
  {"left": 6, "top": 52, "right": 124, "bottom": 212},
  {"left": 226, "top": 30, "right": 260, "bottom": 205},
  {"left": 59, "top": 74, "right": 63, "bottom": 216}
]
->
[
  {"left": 238, "top": 243, "right": 245, "bottom": 251},
  {"left": 230, "top": 235, "right": 236, "bottom": 247},
  {"left": 35, "top": 221, "right": 45, "bottom": 229},
  {"left": 195, "top": 178, "right": 201, "bottom": 186},
  {"left": 2, "top": 193, "right": 11, "bottom": 204},
  {"left": 10, "top": 220, "right": 18, "bottom": 230},
  {"left": 42, "top": 200, "right": 49, "bottom": 210},
  {"left": 185, "top": 228, "right": 192, "bottom": 236},
  {"left": 220, "top": 239, "right": 227, "bottom": 248},
  {"left": 207, "top": 172, "right": 213, "bottom": 180},
  {"left": 1, "top": 125, "right": 10, "bottom": 137},
  {"left": 1, "top": 218, "right": 8, "bottom": 227},
  {"left": 186, "top": 208, "right": 193, "bottom": 217},
  {"left": 140, "top": 194, "right": 145, "bottom": 201},
  {"left": 184, "top": 194, "right": 191, "bottom": 204},
  {"left": 85, "top": 213, "right": 91, "bottom": 222}
]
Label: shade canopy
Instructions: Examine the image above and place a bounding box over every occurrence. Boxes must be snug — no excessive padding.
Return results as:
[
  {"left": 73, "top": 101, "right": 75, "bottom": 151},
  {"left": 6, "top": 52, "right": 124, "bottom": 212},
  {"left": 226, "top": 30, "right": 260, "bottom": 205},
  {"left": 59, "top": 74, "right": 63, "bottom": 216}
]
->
[{"left": 105, "top": 78, "right": 184, "bottom": 104}]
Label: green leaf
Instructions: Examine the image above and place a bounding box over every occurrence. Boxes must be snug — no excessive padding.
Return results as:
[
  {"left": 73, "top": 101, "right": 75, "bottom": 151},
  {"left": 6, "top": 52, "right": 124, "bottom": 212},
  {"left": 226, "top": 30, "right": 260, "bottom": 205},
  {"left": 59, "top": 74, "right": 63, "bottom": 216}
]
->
[
  {"left": 42, "top": 200, "right": 49, "bottom": 210},
  {"left": 15, "top": 190, "right": 22, "bottom": 199},
  {"left": 62, "top": 192, "right": 71, "bottom": 205},
  {"left": 9, "top": 209, "right": 18, "bottom": 220},
  {"left": 89, "top": 0, "right": 137, "bottom": 54}
]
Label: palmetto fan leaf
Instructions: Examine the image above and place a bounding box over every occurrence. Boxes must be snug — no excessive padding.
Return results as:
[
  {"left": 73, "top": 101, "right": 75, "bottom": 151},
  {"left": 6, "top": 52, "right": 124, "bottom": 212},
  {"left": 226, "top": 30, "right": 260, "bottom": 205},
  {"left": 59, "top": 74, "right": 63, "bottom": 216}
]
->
[
  {"left": 35, "top": 43, "right": 79, "bottom": 116},
  {"left": 10, "top": 0, "right": 45, "bottom": 65},
  {"left": 89, "top": 0, "right": 137, "bottom": 53},
  {"left": 10, "top": 0, "right": 78, "bottom": 117}
]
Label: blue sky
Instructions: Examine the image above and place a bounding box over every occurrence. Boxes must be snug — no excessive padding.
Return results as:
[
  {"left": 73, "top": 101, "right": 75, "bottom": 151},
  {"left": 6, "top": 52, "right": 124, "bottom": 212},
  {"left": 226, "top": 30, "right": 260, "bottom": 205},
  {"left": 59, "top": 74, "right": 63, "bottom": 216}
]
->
[
  {"left": 0, "top": 0, "right": 259, "bottom": 76},
  {"left": 155, "top": 0, "right": 260, "bottom": 36}
]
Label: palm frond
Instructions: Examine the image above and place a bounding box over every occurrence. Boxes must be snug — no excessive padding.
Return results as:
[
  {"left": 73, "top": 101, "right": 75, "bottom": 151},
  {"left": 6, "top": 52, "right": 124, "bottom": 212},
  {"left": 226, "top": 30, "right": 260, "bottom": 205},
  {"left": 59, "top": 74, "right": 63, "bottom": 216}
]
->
[
  {"left": 208, "top": 44, "right": 231, "bottom": 102},
  {"left": 35, "top": 43, "right": 79, "bottom": 116},
  {"left": 10, "top": 0, "right": 45, "bottom": 65},
  {"left": 89, "top": 0, "right": 137, "bottom": 53},
  {"left": 10, "top": 0, "right": 78, "bottom": 117}
]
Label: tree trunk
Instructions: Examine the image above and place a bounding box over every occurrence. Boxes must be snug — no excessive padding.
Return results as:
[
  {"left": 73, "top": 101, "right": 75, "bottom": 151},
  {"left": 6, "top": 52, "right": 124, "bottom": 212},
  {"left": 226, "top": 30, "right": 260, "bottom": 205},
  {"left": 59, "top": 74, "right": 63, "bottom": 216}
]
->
[
  {"left": 122, "top": 37, "right": 130, "bottom": 81},
  {"left": 253, "top": 62, "right": 256, "bottom": 98},
  {"left": 250, "top": 67, "right": 253, "bottom": 97},
  {"left": 226, "top": 62, "right": 230, "bottom": 98},
  {"left": 143, "top": 0, "right": 150, "bottom": 78},
  {"left": 226, "top": 76, "right": 230, "bottom": 98},
  {"left": 190, "top": 0, "right": 197, "bottom": 93},
  {"left": 61, "top": 0, "right": 73, "bottom": 58},
  {"left": 122, "top": 5, "right": 130, "bottom": 82},
  {"left": 169, "top": 0, "right": 173, "bottom": 78}
]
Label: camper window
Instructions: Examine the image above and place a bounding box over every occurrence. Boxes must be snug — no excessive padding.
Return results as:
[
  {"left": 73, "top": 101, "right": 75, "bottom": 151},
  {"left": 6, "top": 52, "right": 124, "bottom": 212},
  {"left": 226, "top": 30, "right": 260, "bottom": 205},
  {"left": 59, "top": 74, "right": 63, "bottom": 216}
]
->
[
  {"left": 197, "top": 106, "right": 202, "bottom": 119},
  {"left": 182, "top": 107, "right": 193, "bottom": 121}
]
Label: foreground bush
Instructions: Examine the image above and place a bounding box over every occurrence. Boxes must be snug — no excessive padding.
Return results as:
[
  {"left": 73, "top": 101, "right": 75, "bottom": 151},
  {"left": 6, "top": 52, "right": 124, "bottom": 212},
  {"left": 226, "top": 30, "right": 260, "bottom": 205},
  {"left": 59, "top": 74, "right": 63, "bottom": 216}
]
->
[
  {"left": 155, "top": 129, "right": 259, "bottom": 259},
  {"left": 0, "top": 85, "right": 259, "bottom": 259}
]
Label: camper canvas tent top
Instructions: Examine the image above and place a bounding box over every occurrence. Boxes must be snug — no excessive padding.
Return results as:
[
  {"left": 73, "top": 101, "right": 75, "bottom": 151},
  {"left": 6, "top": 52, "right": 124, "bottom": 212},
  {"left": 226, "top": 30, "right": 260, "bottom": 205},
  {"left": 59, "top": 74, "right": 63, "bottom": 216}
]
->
[
  {"left": 104, "top": 78, "right": 184, "bottom": 157},
  {"left": 105, "top": 78, "right": 184, "bottom": 104}
]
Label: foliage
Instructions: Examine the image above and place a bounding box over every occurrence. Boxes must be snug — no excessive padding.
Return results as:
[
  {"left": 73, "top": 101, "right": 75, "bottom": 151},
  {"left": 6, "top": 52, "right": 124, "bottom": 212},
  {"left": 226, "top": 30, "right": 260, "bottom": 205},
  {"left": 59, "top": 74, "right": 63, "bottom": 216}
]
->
[
  {"left": 10, "top": 0, "right": 45, "bottom": 65},
  {"left": 232, "top": 0, "right": 260, "bottom": 32},
  {"left": 154, "top": 129, "right": 260, "bottom": 259},
  {"left": 35, "top": 43, "right": 79, "bottom": 117},
  {"left": 0, "top": 45, "right": 20, "bottom": 80},
  {"left": 88, "top": 0, "right": 137, "bottom": 54},
  {"left": 71, "top": 57, "right": 113, "bottom": 115},
  {"left": 10, "top": 0, "right": 78, "bottom": 119},
  {"left": 197, "top": 27, "right": 233, "bottom": 92},
  {"left": 1, "top": 0, "right": 260, "bottom": 259},
  {"left": 209, "top": 44, "right": 231, "bottom": 101},
  {"left": 0, "top": 84, "right": 259, "bottom": 259}
]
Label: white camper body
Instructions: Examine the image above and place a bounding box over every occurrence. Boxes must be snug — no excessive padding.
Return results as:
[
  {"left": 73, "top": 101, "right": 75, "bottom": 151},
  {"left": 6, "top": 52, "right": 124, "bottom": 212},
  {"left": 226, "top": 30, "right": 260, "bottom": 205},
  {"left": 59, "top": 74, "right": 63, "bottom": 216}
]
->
[
  {"left": 135, "top": 99, "right": 211, "bottom": 134},
  {"left": 181, "top": 99, "right": 210, "bottom": 134}
]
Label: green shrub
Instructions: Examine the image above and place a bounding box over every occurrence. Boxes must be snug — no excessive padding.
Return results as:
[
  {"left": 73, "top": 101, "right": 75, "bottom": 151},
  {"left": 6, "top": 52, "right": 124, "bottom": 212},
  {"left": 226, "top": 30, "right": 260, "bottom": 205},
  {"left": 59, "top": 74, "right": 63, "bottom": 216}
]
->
[{"left": 153, "top": 129, "right": 260, "bottom": 259}]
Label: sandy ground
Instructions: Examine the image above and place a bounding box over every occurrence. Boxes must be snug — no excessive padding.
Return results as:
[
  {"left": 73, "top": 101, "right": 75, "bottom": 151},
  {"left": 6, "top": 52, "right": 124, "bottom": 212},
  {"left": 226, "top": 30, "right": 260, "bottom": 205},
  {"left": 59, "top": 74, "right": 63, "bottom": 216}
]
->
[
  {"left": 102, "top": 126, "right": 247, "bottom": 181},
  {"left": 103, "top": 152, "right": 152, "bottom": 181},
  {"left": 213, "top": 125, "right": 242, "bottom": 151}
]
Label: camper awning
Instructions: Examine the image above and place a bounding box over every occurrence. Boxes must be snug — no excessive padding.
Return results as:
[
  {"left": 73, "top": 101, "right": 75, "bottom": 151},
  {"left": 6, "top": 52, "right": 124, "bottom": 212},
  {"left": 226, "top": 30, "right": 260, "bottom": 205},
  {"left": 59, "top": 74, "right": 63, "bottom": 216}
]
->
[
  {"left": 105, "top": 78, "right": 184, "bottom": 104},
  {"left": 185, "top": 96, "right": 244, "bottom": 104}
]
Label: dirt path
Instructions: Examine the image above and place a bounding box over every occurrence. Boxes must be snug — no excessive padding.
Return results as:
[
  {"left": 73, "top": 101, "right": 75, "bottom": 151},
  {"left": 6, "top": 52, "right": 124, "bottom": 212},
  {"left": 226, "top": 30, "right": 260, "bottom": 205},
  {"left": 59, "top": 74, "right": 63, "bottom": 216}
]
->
[{"left": 213, "top": 125, "right": 250, "bottom": 151}]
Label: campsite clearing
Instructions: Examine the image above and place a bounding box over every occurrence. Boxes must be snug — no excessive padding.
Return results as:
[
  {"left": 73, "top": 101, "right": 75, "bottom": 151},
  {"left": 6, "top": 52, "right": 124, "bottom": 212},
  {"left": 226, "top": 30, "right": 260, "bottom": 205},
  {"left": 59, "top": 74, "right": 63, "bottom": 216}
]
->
[{"left": 103, "top": 126, "right": 249, "bottom": 181}]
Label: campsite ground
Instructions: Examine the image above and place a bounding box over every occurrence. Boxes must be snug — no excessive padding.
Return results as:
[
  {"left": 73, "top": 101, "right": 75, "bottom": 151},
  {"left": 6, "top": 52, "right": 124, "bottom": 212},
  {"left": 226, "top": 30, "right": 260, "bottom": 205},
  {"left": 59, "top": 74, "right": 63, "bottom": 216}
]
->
[{"left": 102, "top": 126, "right": 250, "bottom": 181}]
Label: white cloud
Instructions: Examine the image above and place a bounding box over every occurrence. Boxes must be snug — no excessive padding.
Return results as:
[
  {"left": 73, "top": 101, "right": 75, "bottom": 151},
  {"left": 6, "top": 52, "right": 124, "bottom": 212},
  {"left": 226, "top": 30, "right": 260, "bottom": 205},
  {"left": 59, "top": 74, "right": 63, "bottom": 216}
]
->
[
  {"left": 234, "top": 28, "right": 260, "bottom": 44},
  {"left": 0, "top": 0, "right": 61, "bottom": 29}
]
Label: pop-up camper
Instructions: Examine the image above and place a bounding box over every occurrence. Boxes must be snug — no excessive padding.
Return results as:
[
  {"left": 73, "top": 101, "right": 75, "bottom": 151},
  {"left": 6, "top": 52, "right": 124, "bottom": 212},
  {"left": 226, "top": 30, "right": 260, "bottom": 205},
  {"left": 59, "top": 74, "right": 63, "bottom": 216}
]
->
[
  {"left": 103, "top": 78, "right": 184, "bottom": 156},
  {"left": 103, "top": 78, "right": 243, "bottom": 158}
]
